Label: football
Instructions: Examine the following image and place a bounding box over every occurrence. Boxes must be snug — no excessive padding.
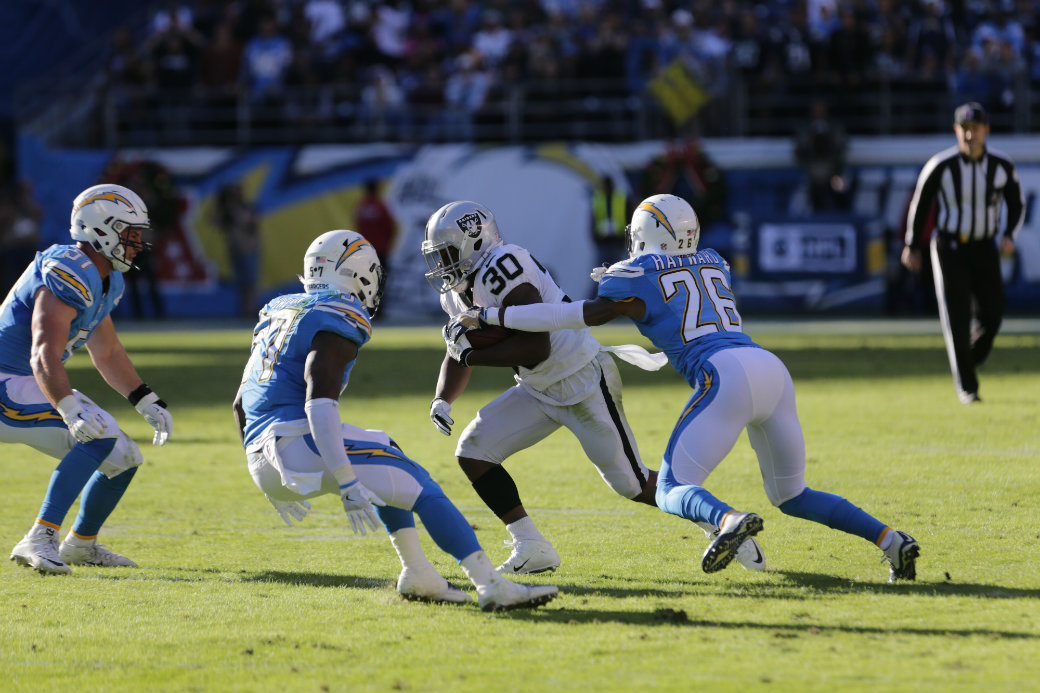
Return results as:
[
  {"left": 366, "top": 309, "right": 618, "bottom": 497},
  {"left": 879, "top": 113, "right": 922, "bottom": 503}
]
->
[{"left": 464, "top": 324, "right": 515, "bottom": 349}]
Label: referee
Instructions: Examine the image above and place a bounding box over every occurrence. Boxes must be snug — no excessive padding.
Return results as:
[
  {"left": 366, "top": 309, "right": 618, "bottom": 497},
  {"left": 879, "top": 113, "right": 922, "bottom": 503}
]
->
[{"left": 902, "top": 102, "right": 1024, "bottom": 404}]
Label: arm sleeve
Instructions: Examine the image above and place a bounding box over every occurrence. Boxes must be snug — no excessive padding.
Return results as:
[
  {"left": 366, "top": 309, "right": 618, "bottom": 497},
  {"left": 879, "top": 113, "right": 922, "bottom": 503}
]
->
[
  {"left": 304, "top": 398, "right": 357, "bottom": 486},
  {"left": 500, "top": 300, "right": 589, "bottom": 332},
  {"left": 905, "top": 158, "right": 942, "bottom": 247},
  {"left": 1003, "top": 164, "right": 1025, "bottom": 241}
]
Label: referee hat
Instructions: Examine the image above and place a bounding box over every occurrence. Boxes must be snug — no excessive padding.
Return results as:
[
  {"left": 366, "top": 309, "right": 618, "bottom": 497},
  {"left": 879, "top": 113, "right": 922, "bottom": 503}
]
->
[{"left": 954, "top": 102, "right": 988, "bottom": 125}]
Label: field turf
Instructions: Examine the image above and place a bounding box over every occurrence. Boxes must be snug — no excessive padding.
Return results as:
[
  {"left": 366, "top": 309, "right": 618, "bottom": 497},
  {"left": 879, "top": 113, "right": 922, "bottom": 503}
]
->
[{"left": 2, "top": 321, "right": 1038, "bottom": 693}]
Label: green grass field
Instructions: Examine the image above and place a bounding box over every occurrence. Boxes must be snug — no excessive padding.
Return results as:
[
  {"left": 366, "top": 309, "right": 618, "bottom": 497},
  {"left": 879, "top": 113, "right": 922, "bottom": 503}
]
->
[{"left": 2, "top": 322, "right": 1039, "bottom": 693}]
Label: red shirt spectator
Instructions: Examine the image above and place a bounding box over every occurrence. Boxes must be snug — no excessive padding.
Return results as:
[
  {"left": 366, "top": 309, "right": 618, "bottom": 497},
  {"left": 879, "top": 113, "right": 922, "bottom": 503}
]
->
[{"left": 355, "top": 179, "right": 397, "bottom": 261}]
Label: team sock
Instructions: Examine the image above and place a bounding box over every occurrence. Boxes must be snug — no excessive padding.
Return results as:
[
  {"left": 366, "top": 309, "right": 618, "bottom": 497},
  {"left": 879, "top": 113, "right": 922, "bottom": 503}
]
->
[
  {"left": 778, "top": 487, "right": 887, "bottom": 543},
  {"left": 37, "top": 438, "right": 117, "bottom": 528},
  {"left": 657, "top": 484, "right": 734, "bottom": 527},
  {"left": 412, "top": 487, "right": 481, "bottom": 561},
  {"left": 376, "top": 504, "right": 415, "bottom": 534},
  {"left": 71, "top": 467, "right": 137, "bottom": 537}
]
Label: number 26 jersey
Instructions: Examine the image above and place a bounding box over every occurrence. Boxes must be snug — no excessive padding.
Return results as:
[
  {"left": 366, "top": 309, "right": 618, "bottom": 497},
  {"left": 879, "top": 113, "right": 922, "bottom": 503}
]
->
[{"left": 597, "top": 248, "right": 757, "bottom": 387}]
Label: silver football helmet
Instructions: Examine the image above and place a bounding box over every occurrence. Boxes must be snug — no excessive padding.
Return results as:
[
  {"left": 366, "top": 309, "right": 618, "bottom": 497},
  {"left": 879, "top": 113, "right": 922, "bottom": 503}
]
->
[
  {"left": 69, "top": 184, "right": 151, "bottom": 272},
  {"left": 422, "top": 201, "right": 503, "bottom": 293},
  {"left": 300, "top": 229, "right": 385, "bottom": 316},
  {"left": 626, "top": 194, "right": 701, "bottom": 258}
]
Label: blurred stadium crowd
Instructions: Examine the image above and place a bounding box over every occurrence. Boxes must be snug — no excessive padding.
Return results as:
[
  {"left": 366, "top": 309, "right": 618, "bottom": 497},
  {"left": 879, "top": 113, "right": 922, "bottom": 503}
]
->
[{"left": 71, "top": 0, "right": 1040, "bottom": 145}]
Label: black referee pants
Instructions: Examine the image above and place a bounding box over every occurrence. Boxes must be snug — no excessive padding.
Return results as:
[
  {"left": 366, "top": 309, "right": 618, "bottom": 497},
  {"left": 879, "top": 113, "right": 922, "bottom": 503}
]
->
[{"left": 930, "top": 234, "right": 1006, "bottom": 398}]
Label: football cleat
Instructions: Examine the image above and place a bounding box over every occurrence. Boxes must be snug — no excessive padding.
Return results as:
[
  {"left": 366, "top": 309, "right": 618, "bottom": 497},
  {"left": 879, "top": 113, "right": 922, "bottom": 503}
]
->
[
  {"left": 477, "top": 574, "right": 559, "bottom": 612},
  {"left": 882, "top": 531, "right": 920, "bottom": 582},
  {"left": 10, "top": 525, "right": 72, "bottom": 575},
  {"left": 397, "top": 567, "right": 472, "bottom": 604},
  {"left": 702, "top": 512, "right": 764, "bottom": 574},
  {"left": 496, "top": 538, "right": 561, "bottom": 574},
  {"left": 58, "top": 537, "right": 137, "bottom": 567},
  {"left": 735, "top": 537, "right": 767, "bottom": 571},
  {"left": 706, "top": 523, "right": 767, "bottom": 571}
]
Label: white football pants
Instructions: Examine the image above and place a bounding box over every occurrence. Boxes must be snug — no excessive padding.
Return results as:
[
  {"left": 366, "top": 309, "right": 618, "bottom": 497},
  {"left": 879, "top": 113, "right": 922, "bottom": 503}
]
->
[
  {"left": 665, "top": 347, "right": 807, "bottom": 507},
  {"left": 456, "top": 352, "right": 650, "bottom": 499}
]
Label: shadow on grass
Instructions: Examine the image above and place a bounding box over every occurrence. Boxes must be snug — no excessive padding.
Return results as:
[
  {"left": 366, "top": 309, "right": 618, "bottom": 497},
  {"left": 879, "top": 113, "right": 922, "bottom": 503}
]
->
[
  {"left": 770, "top": 570, "right": 1040, "bottom": 599},
  {"left": 506, "top": 605, "right": 1040, "bottom": 640},
  {"left": 241, "top": 570, "right": 390, "bottom": 590}
]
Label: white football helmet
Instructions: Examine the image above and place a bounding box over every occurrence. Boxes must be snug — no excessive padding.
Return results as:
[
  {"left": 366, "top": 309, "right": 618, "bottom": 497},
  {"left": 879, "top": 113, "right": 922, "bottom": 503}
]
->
[
  {"left": 627, "top": 194, "right": 701, "bottom": 258},
  {"left": 422, "top": 201, "right": 503, "bottom": 293},
  {"left": 300, "top": 230, "right": 385, "bottom": 316},
  {"left": 69, "top": 184, "right": 151, "bottom": 273}
]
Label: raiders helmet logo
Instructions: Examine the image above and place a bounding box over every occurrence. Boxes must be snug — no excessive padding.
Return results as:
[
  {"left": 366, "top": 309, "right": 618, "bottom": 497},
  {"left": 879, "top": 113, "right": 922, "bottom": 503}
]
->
[{"left": 456, "top": 211, "right": 486, "bottom": 238}]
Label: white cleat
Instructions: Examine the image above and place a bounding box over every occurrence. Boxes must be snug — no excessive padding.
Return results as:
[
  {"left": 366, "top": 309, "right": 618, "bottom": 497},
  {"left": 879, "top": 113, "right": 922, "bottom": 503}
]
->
[
  {"left": 477, "top": 573, "right": 559, "bottom": 612},
  {"left": 702, "top": 512, "right": 764, "bottom": 574},
  {"left": 10, "top": 526, "right": 72, "bottom": 575},
  {"left": 496, "top": 538, "right": 561, "bottom": 574},
  {"left": 397, "top": 567, "right": 472, "bottom": 604},
  {"left": 708, "top": 526, "right": 767, "bottom": 571},
  {"left": 58, "top": 538, "right": 137, "bottom": 567},
  {"left": 735, "top": 537, "right": 767, "bottom": 571},
  {"left": 882, "top": 530, "right": 920, "bottom": 582}
]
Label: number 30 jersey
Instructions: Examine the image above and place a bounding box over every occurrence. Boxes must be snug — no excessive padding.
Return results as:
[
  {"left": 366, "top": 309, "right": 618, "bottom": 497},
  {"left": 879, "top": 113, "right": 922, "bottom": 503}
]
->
[
  {"left": 597, "top": 249, "right": 757, "bottom": 387},
  {"left": 238, "top": 290, "right": 372, "bottom": 446},
  {"left": 0, "top": 244, "right": 124, "bottom": 376},
  {"left": 441, "top": 243, "right": 600, "bottom": 397}
]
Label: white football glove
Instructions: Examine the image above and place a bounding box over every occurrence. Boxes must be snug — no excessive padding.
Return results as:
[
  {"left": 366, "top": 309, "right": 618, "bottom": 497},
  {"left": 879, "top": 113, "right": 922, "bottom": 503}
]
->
[
  {"left": 339, "top": 480, "right": 386, "bottom": 535},
  {"left": 134, "top": 391, "right": 173, "bottom": 446},
  {"left": 442, "top": 324, "right": 473, "bottom": 364},
  {"left": 267, "top": 495, "right": 311, "bottom": 527},
  {"left": 56, "top": 392, "right": 109, "bottom": 443},
  {"left": 429, "top": 397, "right": 454, "bottom": 436}
]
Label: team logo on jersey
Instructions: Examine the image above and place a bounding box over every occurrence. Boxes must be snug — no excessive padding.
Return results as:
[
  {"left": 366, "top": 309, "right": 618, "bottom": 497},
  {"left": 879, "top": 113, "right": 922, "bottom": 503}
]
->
[
  {"left": 76, "top": 191, "right": 136, "bottom": 213},
  {"left": 455, "top": 211, "right": 486, "bottom": 238},
  {"left": 334, "top": 238, "right": 372, "bottom": 269},
  {"left": 45, "top": 264, "right": 93, "bottom": 305},
  {"left": 637, "top": 201, "right": 676, "bottom": 240}
]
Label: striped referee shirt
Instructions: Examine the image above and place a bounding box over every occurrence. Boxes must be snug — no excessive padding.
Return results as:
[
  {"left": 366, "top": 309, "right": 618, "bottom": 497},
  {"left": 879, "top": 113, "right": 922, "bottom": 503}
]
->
[{"left": 905, "top": 145, "right": 1024, "bottom": 246}]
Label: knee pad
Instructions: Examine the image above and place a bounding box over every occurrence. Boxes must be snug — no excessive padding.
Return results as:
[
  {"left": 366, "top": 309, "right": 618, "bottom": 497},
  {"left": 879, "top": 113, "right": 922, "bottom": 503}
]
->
[{"left": 97, "top": 431, "right": 143, "bottom": 478}]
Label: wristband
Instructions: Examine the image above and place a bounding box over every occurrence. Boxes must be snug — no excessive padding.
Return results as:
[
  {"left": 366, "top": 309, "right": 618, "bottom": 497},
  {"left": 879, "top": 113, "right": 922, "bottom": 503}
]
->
[
  {"left": 55, "top": 394, "right": 80, "bottom": 419},
  {"left": 127, "top": 383, "right": 153, "bottom": 406}
]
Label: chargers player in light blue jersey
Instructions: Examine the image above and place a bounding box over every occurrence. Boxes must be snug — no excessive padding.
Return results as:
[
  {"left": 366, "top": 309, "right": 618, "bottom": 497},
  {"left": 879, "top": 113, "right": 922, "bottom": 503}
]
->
[
  {"left": 232, "top": 229, "right": 557, "bottom": 611},
  {"left": 453, "top": 194, "right": 920, "bottom": 582},
  {"left": 3, "top": 184, "right": 173, "bottom": 575}
]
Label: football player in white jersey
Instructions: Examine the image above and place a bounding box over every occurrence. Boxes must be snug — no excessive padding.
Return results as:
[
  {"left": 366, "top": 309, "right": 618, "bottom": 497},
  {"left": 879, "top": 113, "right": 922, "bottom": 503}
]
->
[
  {"left": 453, "top": 194, "right": 920, "bottom": 582},
  {"left": 422, "top": 200, "right": 765, "bottom": 575},
  {"left": 233, "top": 230, "right": 557, "bottom": 611},
  {"left": 2, "top": 184, "right": 173, "bottom": 574}
]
